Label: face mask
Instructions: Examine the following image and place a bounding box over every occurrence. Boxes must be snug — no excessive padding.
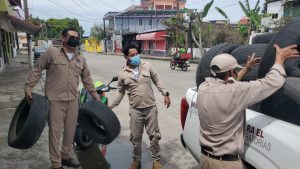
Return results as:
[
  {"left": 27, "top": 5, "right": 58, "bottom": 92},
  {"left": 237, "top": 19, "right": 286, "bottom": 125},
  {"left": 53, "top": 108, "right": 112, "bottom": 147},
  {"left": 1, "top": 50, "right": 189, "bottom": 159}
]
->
[
  {"left": 67, "top": 36, "right": 79, "bottom": 47},
  {"left": 129, "top": 54, "right": 141, "bottom": 66}
]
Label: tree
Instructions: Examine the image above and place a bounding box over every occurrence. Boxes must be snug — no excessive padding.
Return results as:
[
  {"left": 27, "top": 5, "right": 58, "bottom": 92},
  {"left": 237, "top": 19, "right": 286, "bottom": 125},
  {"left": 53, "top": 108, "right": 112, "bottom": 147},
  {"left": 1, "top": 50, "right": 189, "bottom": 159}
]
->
[
  {"left": 188, "top": 0, "right": 214, "bottom": 55},
  {"left": 90, "top": 24, "right": 106, "bottom": 42},
  {"left": 239, "top": 0, "right": 261, "bottom": 32},
  {"left": 31, "top": 17, "right": 84, "bottom": 40}
]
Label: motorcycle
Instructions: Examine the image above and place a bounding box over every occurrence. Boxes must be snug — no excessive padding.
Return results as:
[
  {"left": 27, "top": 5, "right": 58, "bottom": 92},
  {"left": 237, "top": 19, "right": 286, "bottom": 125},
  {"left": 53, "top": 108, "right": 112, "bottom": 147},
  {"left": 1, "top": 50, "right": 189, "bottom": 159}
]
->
[
  {"left": 74, "top": 76, "right": 118, "bottom": 156},
  {"left": 170, "top": 53, "right": 191, "bottom": 71}
]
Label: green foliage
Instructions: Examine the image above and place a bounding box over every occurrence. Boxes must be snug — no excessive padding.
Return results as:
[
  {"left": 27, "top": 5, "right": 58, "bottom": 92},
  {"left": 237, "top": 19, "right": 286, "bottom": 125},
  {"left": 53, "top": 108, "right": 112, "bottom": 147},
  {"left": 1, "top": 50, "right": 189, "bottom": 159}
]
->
[
  {"left": 237, "top": 23, "right": 249, "bottom": 38},
  {"left": 238, "top": 0, "right": 261, "bottom": 31},
  {"left": 31, "top": 17, "right": 84, "bottom": 40},
  {"left": 215, "top": 7, "right": 229, "bottom": 21},
  {"left": 90, "top": 24, "right": 106, "bottom": 42}
]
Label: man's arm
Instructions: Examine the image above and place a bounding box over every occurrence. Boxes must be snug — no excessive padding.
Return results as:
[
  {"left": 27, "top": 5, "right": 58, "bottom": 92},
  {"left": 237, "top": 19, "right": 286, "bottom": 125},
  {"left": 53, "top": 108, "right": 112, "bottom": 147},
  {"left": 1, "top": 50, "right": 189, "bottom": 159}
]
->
[
  {"left": 236, "top": 44, "right": 299, "bottom": 108},
  {"left": 237, "top": 53, "right": 260, "bottom": 81},
  {"left": 25, "top": 48, "right": 52, "bottom": 101},
  {"left": 149, "top": 63, "right": 171, "bottom": 108},
  {"left": 108, "top": 74, "right": 126, "bottom": 108}
]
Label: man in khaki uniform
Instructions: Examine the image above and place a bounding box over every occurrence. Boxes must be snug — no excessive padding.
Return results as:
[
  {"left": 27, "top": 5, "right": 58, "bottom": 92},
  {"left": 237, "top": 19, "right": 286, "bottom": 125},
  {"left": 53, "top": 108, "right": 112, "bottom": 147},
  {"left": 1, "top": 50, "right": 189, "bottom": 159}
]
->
[
  {"left": 109, "top": 44, "right": 171, "bottom": 169},
  {"left": 25, "top": 28, "right": 99, "bottom": 169},
  {"left": 196, "top": 44, "right": 299, "bottom": 169}
]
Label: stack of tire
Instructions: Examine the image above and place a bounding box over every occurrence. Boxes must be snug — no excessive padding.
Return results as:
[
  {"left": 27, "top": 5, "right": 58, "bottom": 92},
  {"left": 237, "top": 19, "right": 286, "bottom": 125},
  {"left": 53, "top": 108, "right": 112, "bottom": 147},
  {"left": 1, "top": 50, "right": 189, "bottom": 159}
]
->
[{"left": 196, "top": 17, "right": 300, "bottom": 126}]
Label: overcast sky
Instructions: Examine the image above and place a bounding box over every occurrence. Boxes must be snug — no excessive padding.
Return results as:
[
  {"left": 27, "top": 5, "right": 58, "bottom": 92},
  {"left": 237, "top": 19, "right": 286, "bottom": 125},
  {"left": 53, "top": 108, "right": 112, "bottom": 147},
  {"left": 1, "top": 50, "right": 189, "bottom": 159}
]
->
[{"left": 26, "top": 0, "right": 265, "bottom": 36}]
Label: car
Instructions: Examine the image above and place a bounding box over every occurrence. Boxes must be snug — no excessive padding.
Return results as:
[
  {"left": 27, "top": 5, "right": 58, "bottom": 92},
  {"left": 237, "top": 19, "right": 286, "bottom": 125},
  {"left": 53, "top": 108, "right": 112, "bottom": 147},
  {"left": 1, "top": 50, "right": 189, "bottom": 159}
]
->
[{"left": 33, "top": 47, "right": 47, "bottom": 63}]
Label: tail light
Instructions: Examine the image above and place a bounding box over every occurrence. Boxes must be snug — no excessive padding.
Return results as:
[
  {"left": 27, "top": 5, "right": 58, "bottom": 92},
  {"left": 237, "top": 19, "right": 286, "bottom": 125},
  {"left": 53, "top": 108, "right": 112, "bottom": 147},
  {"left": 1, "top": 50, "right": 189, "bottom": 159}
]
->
[{"left": 180, "top": 97, "right": 189, "bottom": 129}]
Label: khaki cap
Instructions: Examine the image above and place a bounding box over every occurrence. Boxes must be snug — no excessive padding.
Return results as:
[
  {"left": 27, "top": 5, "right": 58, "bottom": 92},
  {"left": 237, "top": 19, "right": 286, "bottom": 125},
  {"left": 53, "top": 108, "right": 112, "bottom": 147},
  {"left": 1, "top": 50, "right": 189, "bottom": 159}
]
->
[{"left": 210, "top": 53, "right": 243, "bottom": 76}]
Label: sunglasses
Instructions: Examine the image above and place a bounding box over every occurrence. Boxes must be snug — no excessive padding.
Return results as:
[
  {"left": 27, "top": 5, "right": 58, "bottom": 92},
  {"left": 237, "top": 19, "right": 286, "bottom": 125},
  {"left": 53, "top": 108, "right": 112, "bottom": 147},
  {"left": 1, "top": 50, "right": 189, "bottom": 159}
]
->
[{"left": 68, "top": 35, "right": 79, "bottom": 40}]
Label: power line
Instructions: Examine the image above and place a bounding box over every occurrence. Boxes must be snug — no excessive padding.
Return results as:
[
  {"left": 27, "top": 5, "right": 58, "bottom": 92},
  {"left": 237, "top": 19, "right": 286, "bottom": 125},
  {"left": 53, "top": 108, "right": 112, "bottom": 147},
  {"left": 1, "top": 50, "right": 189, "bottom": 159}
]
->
[
  {"left": 77, "top": 0, "right": 106, "bottom": 16},
  {"left": 29, "top": 8, "right": 100, "bottom": 23},
  {"left": 96, "top": 0, "right": 121, "bottom": 11},
  {"left": 47, "top": 0, "right": 99, "bottom": 20}
]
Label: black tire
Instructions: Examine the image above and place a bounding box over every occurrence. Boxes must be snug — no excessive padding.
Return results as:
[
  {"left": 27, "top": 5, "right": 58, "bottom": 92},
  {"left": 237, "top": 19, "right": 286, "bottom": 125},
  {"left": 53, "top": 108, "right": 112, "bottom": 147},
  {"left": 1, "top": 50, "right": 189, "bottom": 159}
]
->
[
  {"left": 170, "top": 61, "right": 175, "bottom": 70},
  {"left": 78, "top": 100, "right": 120, "bottom": 145},
  {"left": 231, "top": 44, "right": 268, "bottom": 64},
  {"left": 195, "top": 43, "right": 242, "bottom": 87},
  {"left": 258, "top": 17, "right": 300, "bottom": 78},
  {"left": 74, "top": 126, "right": 94, "bottom": 149},
  {"left": 230, "top": 44, "right": 268, "bottom": 81},
  {"left": 181, "top": 62, "right": 187, "bottom": 71},
  {"left": 8, "top": 93, "right": 49, "bottom": 149},
  {"left": 251, "top": 32, "right": 276, "bottom": 44}
]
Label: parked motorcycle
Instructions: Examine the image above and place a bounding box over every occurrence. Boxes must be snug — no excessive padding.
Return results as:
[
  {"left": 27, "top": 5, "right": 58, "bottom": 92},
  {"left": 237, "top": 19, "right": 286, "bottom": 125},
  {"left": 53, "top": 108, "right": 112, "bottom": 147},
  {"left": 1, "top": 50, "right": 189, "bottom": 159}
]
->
[{"left": 74, "top": 76, "right": 118, "bottom": 155}]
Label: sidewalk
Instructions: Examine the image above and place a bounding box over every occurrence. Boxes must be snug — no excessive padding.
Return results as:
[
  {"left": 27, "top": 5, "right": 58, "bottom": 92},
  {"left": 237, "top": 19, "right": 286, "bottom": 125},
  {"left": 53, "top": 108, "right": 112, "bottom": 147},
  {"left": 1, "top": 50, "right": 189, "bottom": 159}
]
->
[{"left": 0, "top": 53, "right": 44, "bottom": 110}]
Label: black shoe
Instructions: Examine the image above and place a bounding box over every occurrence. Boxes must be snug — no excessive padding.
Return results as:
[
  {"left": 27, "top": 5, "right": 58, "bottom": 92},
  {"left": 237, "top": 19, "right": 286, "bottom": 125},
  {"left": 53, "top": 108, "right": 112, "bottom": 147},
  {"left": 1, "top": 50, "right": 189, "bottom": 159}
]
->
[
  {"left": 61, "top": 158, "right": 81, "bottom": 168},
  {"left": 52, "top": 167, "right": 64, "bottom": 169}
]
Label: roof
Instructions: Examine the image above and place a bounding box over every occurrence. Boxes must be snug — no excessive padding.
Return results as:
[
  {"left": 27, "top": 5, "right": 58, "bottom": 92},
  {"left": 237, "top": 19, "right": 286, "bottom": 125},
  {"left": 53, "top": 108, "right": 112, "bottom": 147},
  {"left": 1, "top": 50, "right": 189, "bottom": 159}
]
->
[{"left": 5, "top": 12, "right": 41, "bottom": 35}]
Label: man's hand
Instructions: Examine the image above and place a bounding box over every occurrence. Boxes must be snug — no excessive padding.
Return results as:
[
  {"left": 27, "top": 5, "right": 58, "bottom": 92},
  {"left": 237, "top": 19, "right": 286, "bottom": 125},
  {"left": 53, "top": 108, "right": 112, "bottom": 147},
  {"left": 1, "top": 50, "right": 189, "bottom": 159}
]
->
[
  {"left": 25, "top": 91, "right": 32, "bottom": 103},
  {"left": 245, "top": 53, "right": 261, "bottom": 71},
  {"left": 274, "top": 44, "right": 300, "bottom": 65},
  {"left": 164, "top": 96, "right": 171, "bottom": 108}
]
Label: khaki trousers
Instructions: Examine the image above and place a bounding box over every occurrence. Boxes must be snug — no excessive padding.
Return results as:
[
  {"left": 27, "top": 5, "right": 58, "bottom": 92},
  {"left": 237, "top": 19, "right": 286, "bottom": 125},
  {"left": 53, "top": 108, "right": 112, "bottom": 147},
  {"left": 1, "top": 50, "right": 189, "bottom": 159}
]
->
[
  {"left": 129, "top": 106, "right": 161, "bottom": 161},
  {"left": 200, "top": 155, "right": 245, "bottom": 169},
  {"left": 48, "top": 100, "right": 78, "bottom": 168}
]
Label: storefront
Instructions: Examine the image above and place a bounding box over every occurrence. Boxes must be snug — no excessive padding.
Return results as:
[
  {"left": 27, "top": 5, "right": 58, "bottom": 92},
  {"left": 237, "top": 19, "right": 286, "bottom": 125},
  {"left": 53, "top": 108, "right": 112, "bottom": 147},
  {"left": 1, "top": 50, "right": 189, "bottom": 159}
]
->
[{"left": 136, "top": 31, "right": 166, "bottom": 56}]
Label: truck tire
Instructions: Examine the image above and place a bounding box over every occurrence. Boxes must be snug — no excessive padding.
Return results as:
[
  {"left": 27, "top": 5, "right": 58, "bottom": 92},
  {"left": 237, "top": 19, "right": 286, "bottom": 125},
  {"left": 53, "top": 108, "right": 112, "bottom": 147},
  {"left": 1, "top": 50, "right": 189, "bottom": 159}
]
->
[
  {"left": 251, "top": 32, "right": 276, "bottom": 44},
  {"left": 231, "top": 44, "right": 268, "bottom": 64},
  {"left": 258, "top": 17, "right": 300, "bottom": 78},
  {"left": 195, "top": 43, "right": 242, "bottom": 87},
  {"left": 78, "top": 100, "right": 121, "bottom": 145},
  {"left": 231, "top": 44, "right": 268, "bottom": 81},
  {"left": 8, "top": 93, "right": 49, "bottom": 149}
]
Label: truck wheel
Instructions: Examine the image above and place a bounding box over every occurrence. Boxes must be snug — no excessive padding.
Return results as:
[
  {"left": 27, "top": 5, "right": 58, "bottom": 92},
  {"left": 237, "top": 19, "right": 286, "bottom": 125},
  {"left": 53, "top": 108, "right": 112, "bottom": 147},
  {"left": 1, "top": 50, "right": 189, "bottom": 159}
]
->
[
  {"left": 78, "top": 100, "right": 121, "bottom": 145},
  {"left": 258, "top": 17, "right": 300, "bottom": 78},
  {"left": 251, "top": 32, "right": 276, "bottom": 44},
  {"left": 8, "top": 93, "right": 49, "bottom": 149},
  {"left": 74, "top": 126, "right": 94, "bottom": 149},
  {"left": 195, "top": 43, "right": 242, "bottom": 87}
]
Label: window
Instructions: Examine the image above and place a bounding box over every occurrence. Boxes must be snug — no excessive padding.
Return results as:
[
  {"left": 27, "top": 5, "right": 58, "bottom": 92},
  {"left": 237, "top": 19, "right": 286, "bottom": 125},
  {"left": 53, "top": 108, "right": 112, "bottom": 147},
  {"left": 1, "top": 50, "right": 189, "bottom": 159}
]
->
[
  {"left": 272, "top": 13, "right": 278, "bottom": 19},
  {"left": 149, "top": 19, "right": 152, "bottom": 26},
  {"left": 139, "top": 19, "right": 142, "bottom": 26}
]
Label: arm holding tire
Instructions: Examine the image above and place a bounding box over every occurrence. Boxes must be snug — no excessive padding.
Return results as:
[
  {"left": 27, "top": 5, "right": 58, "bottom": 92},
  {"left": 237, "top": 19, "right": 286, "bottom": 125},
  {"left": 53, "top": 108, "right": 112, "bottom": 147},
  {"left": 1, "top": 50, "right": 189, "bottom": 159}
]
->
[{"left": 25, "top": 48, "right": 52, "bottom": 102}]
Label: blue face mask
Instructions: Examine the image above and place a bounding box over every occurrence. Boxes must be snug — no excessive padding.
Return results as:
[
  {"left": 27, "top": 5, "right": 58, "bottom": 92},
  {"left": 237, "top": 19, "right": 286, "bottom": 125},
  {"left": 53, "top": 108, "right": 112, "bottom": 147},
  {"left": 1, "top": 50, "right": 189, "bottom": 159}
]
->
[{"left": 129, "top": 54, "right": 141, "bottom": 66}]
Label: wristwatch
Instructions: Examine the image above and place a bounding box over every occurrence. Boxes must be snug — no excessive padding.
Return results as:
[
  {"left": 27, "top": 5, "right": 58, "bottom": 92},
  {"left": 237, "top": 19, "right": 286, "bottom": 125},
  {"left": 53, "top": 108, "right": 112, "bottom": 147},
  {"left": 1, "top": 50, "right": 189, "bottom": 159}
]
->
[{"left": 164, "top": 92, "right": 170, "bottom": 97}]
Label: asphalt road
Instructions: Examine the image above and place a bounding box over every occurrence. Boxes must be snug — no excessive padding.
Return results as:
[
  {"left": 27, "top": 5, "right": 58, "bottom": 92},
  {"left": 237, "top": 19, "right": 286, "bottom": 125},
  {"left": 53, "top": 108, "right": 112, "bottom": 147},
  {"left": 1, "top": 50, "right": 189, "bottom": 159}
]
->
[{"left": 84, "top": 52, "right": 199, "bottom": 169}]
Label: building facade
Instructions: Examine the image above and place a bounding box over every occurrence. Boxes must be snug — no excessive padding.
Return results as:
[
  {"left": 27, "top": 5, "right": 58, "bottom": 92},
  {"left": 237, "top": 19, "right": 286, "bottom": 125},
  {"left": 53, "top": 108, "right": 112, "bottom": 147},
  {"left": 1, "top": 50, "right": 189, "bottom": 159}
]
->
[
  {"left": 103, "top": 0, "right": 186, "bottom": 56},
  {"left": 261, "top": 0, "right": 300, "bottom": 30}
]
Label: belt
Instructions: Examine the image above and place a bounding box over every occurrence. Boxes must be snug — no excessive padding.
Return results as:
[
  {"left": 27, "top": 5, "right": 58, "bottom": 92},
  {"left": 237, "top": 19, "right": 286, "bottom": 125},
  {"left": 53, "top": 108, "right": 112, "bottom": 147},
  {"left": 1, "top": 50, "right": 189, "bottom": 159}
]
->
[{"left": 201, "top": 148, "right": 240, "bottom": 161}]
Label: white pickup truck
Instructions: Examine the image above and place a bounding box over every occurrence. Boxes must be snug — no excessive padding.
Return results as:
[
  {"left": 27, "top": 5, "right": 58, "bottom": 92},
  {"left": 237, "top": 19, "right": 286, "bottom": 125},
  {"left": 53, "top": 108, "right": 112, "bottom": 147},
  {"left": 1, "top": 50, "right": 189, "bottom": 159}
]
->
[{"left": 180, "top": 87, "right": 300, "bottom": 169}]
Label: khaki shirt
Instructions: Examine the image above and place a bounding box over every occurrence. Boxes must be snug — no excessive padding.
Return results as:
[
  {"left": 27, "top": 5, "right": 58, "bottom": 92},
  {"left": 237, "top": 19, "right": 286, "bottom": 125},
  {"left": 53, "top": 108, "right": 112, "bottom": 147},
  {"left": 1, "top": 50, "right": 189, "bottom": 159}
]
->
[
  {"left": 110, "top": 61, "right": 167, "bottom": 108},
  {"left": 197, "top": 64, "right": 286, "bottom": 156},
  {"left": 25, "top": 46, "right": 97, "bottom": 101}
]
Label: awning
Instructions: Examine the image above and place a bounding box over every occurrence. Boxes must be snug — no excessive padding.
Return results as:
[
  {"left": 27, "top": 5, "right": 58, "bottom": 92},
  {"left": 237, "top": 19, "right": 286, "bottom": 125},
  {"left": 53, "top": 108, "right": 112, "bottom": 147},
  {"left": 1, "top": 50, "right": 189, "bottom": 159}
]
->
[
  {"left": 136, "top": 31, "right": 166, "bottom": 41},
  {"left": 6, "top": 13, "right": 41, "bottom": 35}
]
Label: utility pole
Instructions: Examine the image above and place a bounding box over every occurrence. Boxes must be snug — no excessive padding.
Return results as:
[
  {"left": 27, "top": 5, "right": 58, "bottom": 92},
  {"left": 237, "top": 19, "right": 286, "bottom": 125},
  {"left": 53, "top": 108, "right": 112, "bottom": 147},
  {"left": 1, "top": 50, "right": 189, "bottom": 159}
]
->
[
  {"left": 103, "top": 18, "right": 107, "bottom": 54},
  {"left": 24, "top": 0, "right": 33, "bottom": 68},
  {"left": 176, "top": 0, "right": 179, "bottom": 49}
]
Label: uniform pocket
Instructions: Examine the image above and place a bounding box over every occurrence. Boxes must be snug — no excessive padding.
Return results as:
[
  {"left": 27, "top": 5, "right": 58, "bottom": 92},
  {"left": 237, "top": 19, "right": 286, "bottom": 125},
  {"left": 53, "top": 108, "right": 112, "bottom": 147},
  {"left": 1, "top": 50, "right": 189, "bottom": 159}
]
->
[
  {"left": 140, "top": 71, "right": 151, "bottom": 83},
  {"left": 53, "top": 60, "right": 67, "bottom": 72},
  {"left": 73, "top": 63, "right": 83, "bottom": 75}
]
